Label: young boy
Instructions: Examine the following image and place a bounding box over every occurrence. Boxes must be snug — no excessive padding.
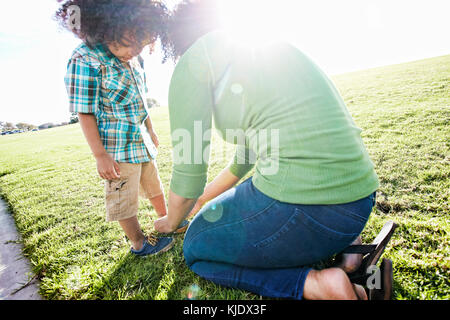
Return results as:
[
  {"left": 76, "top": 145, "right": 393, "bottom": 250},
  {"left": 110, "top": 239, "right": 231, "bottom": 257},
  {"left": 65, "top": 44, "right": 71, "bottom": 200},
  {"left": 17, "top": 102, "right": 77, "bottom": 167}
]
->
[{"left": 57, "top": 0, "right": 188, "bottom": 256}]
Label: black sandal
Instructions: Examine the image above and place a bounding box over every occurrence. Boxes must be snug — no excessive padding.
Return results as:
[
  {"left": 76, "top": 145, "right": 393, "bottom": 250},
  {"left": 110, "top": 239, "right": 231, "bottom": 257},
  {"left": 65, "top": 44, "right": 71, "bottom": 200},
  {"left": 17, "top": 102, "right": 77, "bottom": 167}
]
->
[
  {"left": 338, "top": 221, "right": 398, "bottom": 299},
  {"left": 368, "top": 258, "right": 393, "bottom": 300}
]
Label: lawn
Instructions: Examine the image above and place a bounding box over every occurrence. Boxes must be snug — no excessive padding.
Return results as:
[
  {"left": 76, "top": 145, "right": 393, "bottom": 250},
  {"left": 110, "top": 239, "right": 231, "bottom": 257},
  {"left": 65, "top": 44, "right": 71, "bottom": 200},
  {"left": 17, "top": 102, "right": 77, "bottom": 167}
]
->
[{"left": 0, "top": 55, "right": 449, "bottom": 300}]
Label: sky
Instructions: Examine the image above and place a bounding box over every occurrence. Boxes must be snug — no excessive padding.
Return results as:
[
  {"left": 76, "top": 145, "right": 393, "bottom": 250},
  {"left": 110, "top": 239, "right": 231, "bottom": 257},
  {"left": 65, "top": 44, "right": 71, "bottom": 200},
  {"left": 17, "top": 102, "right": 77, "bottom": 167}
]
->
[{"left": 0, "top": 0, "right": 449, "bottom": 126}]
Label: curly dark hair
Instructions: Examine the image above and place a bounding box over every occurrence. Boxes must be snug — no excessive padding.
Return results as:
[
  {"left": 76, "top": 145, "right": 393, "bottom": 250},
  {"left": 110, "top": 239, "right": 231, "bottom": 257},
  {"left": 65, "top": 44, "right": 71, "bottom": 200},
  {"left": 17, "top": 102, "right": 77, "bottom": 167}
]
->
[
  {"left": 55, "top": 0, "right": 169, "bottom": 49},
  {"left": 161, "top": 0, "right": 222, "bottom": 62}
]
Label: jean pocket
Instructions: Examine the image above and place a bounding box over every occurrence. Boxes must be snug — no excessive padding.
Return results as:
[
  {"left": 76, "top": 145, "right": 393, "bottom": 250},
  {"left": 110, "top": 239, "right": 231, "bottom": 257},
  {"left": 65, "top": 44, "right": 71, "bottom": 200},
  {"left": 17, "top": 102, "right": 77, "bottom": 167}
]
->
[
  {"left": 253, "top": 208, "right": 301, "bottom": 249},
  {"left": 296, "top": 207, "right": 361, "bottom": 242}
]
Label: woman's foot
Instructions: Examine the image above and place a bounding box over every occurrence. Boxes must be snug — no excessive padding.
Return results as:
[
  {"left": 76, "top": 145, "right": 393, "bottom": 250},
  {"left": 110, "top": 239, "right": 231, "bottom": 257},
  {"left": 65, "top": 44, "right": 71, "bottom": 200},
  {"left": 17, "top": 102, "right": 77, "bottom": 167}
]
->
[
  {"left": 353, "top": 283, "right": 368, "bottom": 300},
  {"left": 303, "top": 268, "right": 367, "bottom": 300},
  {"left": 337, "top": 236, "right": 363, "bottom": 273}
]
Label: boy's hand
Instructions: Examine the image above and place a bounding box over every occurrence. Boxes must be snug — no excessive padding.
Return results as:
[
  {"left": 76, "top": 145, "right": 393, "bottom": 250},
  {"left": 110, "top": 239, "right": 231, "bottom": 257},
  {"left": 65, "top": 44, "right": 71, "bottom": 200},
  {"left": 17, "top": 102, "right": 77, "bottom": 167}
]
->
[
  {"left": 149, "top": 128, "right": 159, "bottom": 148},
  {"left": 95, "top": 153, "right": 121, "bottom": 180}
]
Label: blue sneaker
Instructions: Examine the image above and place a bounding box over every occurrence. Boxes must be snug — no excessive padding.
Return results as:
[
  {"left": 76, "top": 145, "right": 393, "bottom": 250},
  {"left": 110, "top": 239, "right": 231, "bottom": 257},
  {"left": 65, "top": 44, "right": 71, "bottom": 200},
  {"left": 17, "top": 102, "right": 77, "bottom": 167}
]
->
[{"left": 130, "top": 233, "right": 174, "bottom": 257}]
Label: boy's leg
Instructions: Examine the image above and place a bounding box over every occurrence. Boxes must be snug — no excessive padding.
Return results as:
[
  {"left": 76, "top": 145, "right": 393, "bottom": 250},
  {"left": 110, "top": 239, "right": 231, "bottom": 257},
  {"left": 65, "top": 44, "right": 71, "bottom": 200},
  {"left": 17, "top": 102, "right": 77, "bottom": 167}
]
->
[
  {"left": 106, "top": 162, "right": 145, "bottom": 250},
  {"left": 119, "top": 216, "right": 145, "bottom": 251},
  {"left": 140, "top": 160, "right": 167, "bottom": 217},
  {"left": 149, "top": 195, "right": 167, "bottom": 218}
]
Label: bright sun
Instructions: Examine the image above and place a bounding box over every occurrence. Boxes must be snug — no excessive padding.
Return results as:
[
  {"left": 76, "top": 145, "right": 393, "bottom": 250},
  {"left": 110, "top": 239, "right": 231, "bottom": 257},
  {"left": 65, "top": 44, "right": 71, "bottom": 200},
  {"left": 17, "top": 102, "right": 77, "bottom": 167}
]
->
[{"left": 218, "top": 0, "right": 294, "bottom": 45}]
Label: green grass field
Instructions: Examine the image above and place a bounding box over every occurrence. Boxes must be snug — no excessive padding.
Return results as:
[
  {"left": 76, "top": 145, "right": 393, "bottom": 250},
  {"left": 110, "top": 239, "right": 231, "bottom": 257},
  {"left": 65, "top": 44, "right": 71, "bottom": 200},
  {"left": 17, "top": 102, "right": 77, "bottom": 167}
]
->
[{"left": 0, "top": 55, "right": 449, "bottom": 300}]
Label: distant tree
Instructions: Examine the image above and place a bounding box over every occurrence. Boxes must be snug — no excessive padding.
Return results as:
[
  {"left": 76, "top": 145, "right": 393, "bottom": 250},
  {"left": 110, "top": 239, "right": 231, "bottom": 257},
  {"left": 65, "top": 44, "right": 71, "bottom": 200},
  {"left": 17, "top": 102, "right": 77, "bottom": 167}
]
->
[
  {"left": 38, "top": 123, "right": 55, "bottom": 130},
  {"left": 146, "top": 98, "right": 161, "bottom": 108},
  {"left": 70, "top": 112, "right": 79, "bottom": 124},
  {"left": 16, "top": 123, "right": 37, "bottom": 131}
]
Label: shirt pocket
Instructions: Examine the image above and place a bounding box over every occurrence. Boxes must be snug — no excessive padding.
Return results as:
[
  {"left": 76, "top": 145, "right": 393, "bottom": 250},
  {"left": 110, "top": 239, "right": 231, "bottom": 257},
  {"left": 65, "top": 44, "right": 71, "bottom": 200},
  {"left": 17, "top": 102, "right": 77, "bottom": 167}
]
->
[
  {"left": 101, "top": 70, "right": 141, "bottom": 123},
  {"left": 103, "top": 71, "right": 136, "bottom": 103}
]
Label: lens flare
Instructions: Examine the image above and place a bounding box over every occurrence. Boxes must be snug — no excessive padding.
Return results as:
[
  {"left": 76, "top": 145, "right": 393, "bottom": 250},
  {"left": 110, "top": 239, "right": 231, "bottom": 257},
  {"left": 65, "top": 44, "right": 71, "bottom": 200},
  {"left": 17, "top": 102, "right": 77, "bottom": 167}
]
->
[
  {"left": 218, "top": 0, "right": 293, "bottom": 46},
  {"left": 183, "top": 284, "right": 201, "bottom": 300}
]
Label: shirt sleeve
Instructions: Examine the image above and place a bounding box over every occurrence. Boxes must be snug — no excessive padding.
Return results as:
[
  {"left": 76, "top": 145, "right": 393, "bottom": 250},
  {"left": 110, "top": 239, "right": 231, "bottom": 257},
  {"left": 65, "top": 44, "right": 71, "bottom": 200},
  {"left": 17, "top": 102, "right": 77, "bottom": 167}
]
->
[
  {"left": 64, "top": 58, "right": 101, "bottom": 114},
  {"left": 168, "top": 39, "right": 214, "bottom": 199},
  {"left": 228, "top": 144, "right": 256, "bottom": 179}
]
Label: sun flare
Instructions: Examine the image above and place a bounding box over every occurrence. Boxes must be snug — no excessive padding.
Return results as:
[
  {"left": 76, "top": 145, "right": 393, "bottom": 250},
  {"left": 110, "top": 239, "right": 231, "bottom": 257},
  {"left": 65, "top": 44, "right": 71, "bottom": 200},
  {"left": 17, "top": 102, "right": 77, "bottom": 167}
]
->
[{"left": 218, "top": 0, "right": 295, "bottom": 45}]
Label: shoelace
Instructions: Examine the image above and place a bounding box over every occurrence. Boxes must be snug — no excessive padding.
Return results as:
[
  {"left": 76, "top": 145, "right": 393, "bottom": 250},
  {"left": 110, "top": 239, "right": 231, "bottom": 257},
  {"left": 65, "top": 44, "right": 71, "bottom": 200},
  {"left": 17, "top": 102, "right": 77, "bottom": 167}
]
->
[{"left": 147, "top": 231, "right": 159, "bottom": 246}]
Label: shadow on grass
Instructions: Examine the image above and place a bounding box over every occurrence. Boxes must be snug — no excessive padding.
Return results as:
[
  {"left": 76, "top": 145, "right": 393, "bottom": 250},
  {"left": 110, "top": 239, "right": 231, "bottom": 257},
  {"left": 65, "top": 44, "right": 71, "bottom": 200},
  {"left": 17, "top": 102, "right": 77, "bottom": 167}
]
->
[
  {"left": 392, "top": 279, "right": 408, "bottom": 300},
  {"left": 96, "top": 238, "right": 198, "bottom": 300}
]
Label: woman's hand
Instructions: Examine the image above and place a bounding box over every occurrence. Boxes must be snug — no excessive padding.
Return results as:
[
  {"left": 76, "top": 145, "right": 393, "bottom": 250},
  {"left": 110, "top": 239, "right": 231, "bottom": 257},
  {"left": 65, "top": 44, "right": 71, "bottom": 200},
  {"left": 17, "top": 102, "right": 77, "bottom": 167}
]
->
[
  {"left": 154, "top": 216, "right": 176, "bottom": 234},
  {"left": 95, "top": 152, "right": 121, "bottom": 180}
]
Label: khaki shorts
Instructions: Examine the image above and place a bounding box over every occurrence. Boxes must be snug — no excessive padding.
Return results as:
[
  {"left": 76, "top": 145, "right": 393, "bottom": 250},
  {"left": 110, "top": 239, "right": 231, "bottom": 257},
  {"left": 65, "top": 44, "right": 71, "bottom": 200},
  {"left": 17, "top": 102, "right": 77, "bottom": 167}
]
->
[{"left": 105, "top": 161, "right": 164, "bottom": 222}]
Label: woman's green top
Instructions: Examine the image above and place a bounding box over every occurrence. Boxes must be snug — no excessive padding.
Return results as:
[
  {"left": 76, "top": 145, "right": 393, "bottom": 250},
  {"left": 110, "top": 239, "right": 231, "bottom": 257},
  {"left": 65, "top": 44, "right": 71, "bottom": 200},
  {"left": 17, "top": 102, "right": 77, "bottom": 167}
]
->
[{"left": 168, "top": 30, "right": 379, "bottom": 204}]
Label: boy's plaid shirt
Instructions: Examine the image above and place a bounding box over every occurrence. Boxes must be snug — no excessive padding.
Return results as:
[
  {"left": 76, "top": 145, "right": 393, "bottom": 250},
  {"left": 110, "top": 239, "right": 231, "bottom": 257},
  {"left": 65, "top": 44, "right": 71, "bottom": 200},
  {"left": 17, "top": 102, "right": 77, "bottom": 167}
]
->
[{"left": 65, "top": 43, "right": 157, "bottom": 163}]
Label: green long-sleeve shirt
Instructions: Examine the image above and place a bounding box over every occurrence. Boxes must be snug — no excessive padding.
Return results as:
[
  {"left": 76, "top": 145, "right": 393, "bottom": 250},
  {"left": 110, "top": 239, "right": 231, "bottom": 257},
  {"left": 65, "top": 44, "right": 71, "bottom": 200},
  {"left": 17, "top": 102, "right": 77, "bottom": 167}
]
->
[{"left": 168, "top": 30, "right": 379, "bottom": 204}]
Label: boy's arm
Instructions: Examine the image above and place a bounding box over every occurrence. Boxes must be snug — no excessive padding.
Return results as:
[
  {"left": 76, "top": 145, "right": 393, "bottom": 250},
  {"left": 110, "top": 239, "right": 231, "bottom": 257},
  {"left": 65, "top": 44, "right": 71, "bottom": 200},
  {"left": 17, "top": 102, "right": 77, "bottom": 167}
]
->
[
  {"left": 78, "top": 113, "right": 120, "bottom": 180},
  {"left": 144, "top": 116, "right": 159, "bottom": 148},
  {"left": 144, "top": 116, "right": 153, "bottom": 131},
  {"left": 65, "top": 58, "right": 119, "bottom": 180}
]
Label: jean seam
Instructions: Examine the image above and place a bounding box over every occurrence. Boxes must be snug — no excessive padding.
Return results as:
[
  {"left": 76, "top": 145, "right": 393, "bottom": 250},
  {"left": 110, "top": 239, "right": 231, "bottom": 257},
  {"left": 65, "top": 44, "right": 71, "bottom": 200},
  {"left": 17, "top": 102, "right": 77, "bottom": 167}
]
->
[
  {"left": 253, "top": 208, "right": 300, "bottom": 248},
  {"left": 186, "top": 199, "right": 278, "bottom": 245}
]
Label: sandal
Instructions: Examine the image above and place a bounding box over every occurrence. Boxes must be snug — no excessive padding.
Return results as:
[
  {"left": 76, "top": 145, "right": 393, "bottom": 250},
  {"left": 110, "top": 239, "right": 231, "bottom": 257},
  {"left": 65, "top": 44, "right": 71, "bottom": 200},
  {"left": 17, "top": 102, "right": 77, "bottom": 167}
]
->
[
  {"left": 338, "top": 221, "right": 398, "bottom": 293},
  {"left": 368, "top": 258, "right": 393, "bottom": 300}
]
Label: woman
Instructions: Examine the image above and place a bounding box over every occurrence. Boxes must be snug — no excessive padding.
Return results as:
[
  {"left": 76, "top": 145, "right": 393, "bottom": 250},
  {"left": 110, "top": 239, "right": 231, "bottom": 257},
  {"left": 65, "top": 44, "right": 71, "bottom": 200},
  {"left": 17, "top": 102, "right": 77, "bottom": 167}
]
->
[{"left": 154, "top": 0, "right": 379, "bottom": 300}]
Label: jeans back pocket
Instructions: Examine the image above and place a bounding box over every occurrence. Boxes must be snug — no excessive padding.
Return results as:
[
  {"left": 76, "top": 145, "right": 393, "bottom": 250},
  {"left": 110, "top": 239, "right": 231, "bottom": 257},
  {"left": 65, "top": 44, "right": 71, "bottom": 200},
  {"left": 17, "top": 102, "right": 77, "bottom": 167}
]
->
[{"left": 295, "top": 207, "right": 362, "bottom": 242}]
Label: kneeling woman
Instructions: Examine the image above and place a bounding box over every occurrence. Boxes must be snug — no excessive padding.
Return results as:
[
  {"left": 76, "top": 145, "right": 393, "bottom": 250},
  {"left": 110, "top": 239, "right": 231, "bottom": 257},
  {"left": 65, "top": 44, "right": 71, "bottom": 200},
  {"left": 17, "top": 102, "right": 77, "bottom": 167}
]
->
[{"left": 154, "top": 0, "right": 379, "bottom": 300}]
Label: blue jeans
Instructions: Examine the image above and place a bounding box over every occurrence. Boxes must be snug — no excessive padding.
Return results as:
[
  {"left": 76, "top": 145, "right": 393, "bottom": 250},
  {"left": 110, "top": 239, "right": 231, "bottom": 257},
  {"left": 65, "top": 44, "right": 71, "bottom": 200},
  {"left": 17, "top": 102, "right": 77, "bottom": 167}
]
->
[{"left": 183, "top": 176, "right": 376, "bottom": 299}]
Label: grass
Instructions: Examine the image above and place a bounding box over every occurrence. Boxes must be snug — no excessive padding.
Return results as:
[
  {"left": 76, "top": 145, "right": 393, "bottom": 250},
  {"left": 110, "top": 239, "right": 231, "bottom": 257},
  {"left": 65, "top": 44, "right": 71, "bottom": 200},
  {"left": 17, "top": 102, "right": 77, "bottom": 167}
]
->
[{"left": 0, "top": 55, "right": 449, "bottom": 300}]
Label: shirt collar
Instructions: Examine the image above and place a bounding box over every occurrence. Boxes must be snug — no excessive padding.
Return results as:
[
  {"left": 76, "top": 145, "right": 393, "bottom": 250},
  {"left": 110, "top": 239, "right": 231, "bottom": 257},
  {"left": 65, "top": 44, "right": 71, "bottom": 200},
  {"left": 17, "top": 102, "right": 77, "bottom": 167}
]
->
[{"left": 91, "top": 43, "right": 122, "bottom": 66}]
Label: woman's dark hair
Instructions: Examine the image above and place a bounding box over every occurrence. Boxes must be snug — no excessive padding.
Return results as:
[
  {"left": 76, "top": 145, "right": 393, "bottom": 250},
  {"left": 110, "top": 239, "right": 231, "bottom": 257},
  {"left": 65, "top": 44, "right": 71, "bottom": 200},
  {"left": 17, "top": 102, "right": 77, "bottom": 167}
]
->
[
  {"left": 55, "top": 0, "right": 169, "bottom": 49},
  {"left": 161, "top": 0, "right": 222, "bottom": 61}
]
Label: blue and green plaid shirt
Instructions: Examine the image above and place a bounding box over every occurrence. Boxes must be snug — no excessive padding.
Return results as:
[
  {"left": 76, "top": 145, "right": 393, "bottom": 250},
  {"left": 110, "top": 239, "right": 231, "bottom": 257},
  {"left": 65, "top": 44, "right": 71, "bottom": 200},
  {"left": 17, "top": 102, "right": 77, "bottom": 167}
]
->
[{"left": 65, "top": 43, "right": 157, "bottom": 163}]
